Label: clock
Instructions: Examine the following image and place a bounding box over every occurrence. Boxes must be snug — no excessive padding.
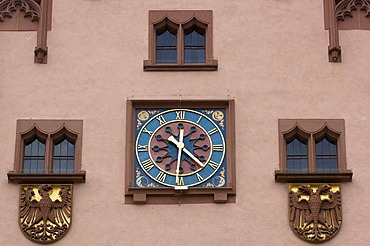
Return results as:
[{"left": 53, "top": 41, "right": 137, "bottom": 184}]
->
[
  {"left": 135, "top": 108, "right": 226, "bottom": 189},
  {"left": 125, "top": 99, "right": 235, "bottom": 204}
]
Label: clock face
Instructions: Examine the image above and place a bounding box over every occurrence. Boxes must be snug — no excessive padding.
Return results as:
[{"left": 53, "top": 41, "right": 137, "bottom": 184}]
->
[{"left": 134, "top": 109, "right": 226, "bottom": 188}]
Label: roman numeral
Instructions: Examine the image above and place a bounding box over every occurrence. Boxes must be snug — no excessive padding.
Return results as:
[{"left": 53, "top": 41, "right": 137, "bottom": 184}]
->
[
  {"left": 208, "top": 160, "right": 219, "bottom": 170},
  {"left": 137, "top": 145, "right": 148, "bottom": 152},
  {"left": 178, "top": 176, "right": 184, "bottom": 186},
  {"left": 208, "top": 128, "right": 218, "bottom": 135},
  {"left": 156, "top": 171, "right": 167, "bottom": 182},
  {"left": 212, "top": 144, "right": 224, "bottom": 152},
  {"left": 196, "top": 116, "right": 202, "bottom": 123},
  {"left": 196, "top": 173, "right": 204, "bottom": 181},
  {"left": 176, "top": 111, "right": 186, "bottom": 120},
  {"left": 142, "top": 128, "right": 153, "bottom": 136},
  {"left": 141, "top": 159, "right": 154, "bottom": 171},
  {"left": 156, "top": 115, "right": 167, "bottom": 125}
]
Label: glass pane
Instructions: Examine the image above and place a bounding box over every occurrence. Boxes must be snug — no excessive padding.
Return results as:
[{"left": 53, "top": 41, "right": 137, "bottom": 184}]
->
[
  {"left": 184, "top": 28, "right": 205, "bottom": 64},
  {"left": 68, "top": 142, "right": 75, "bottom": 157},
  {"left": 37, "top": 160, "right": 44, "bottom": 173},
  {"left": 24, "top": 144, "right": 32, "bottom": 156},
  {"left": 286, "top": 138, "right": 308, "bottom": 173},
  {"left": 67, "top": 160, "right": 74, "bottom": 173},
  {"left": 53, "top": 139, "right": 75, "bottom": 174},
  {"left": 53, "top": 160, "right": 60, "bottom": 174},
  {"left": 316, "top": 138, "right": 338, "bottom": 172},
  {"left": 60, "top": 159, "right": 67, "bottom": 172},
  {"left": 23, "top": 160, "right": 31, "bottom": 173},
  {"left": 156, "top": 29, "right": 177, "bottom": 64},
  {"left": 23, "top": 139, "right": 45, "bottom": 173},
  {"left": 61, "top": 140, "right": 68, "bottom": 156}
]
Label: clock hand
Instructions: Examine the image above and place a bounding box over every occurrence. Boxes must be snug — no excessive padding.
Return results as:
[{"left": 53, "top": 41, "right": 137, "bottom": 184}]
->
[
  {"left": 175, "top": 129, "right": 184, "bottom": 185},
  {"left": 182, "top": 148, "right": 205, "bottom": 168},
  {"left": 167, "top": 135, "right": 205, "bottom": 168}
]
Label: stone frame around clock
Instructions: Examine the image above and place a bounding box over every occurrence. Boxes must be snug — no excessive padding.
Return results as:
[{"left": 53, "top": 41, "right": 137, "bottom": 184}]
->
[{"left": 125, "top": 99, "right": 236, "bottom": 204}]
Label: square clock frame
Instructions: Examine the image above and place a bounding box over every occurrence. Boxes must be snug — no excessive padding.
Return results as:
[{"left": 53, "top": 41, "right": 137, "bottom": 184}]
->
[{"left": 125, "top": 99, "right": 236, "bottom": 204}]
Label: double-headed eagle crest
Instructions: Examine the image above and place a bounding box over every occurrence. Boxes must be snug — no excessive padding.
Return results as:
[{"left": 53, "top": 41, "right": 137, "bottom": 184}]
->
[
  {"left": 289, "top": 184, "right": 342, "bottom": 242},
  {"left": 19, "top": 184, "right": 72, "bottom": 243}
]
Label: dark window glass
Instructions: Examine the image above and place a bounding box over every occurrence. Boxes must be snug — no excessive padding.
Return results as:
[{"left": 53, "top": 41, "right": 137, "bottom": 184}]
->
[
  {"left": 286, "top": 138, "right": 308, "bottom": 172},
  {"left": 316, "top": 138, "right": 338, "bottom": 173},
  {"left": 184, "top": 28, "right": 205, "bottom": 63},
  {"left": 23, "top": 139, "right": 45, "bottom": 174},
  {"left": 156, "top": 29, "right": 177, "bottom": 64},
  {"left": 53, "top": 139, "right": 75, "bottom": 174}
]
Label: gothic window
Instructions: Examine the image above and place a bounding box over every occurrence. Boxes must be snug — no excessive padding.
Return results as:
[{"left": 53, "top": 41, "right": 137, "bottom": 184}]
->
[
  {"left": 144, "top": 10, "right": 217, "bottom": 71},
  {"left": 275, "top": 119, "right": 352, "bottom": 183},
  {"left": 8, "top": 119, "right": 85, "bottom": 183}
]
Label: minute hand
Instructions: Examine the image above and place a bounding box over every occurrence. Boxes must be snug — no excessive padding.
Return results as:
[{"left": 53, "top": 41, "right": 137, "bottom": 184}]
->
[{"left": 167, "top": 136, "right": 205, "bottom": 168}]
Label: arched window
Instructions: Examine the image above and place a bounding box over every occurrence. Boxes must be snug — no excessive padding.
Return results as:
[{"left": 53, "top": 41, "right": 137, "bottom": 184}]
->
[
  {"left": 276, "top": 119, "right": 351, "bottom": 183},
  {"left": 144, "top": 10, "right": 217, "bottom": 71},
  {"left": 156, "top": 28, "right": 177, "bottom": 64},
  {"left": 53, "top": 138, "right": 75, "bottom": 174},
  {"left": 316, "top": 137, "right": 338, "bottom": 173},
  {"left": 8, "top": 120, "right": 85, "bottom": 183},
  {"left": 184, "top": 27, "right": 205, "bottom": 63},
  {"left": 286, "top": 138, "right": 308, "bottom": 173},
  {"left": 23, "top": 138, "right": 45, "bottom": 174}
]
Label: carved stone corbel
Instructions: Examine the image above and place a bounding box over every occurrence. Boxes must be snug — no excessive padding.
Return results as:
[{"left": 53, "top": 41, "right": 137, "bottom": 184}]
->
[
  {"left": 328, "top": 0, "right": 370, "bottom": 62},
  {"left": 34, "top": 0, "right": 48, "bottom": 64}
]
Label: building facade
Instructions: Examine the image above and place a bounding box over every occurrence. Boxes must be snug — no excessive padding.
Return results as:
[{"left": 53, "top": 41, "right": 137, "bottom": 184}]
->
[{"left": 0, "top": 0, "right": 369, "bottom": 245}]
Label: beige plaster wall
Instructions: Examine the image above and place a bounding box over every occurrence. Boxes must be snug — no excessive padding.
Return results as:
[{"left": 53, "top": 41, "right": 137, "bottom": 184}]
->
[{"left": 1, "top": 0, "right": 369, "bottom": 245}]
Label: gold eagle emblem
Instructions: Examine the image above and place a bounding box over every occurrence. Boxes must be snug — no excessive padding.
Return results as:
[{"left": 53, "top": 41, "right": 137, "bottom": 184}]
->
[
  {"left": 289, "top": 184, "right": 342, "bottom": 242},
  {"left": 19, "top": 184, "right": 72, "bottom": 243}
]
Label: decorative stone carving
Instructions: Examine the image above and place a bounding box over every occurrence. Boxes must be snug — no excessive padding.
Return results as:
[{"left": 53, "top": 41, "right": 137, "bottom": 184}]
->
[
  {"left": 19, "top": 184, "right": 72, "bottom": 244},
  {"left": 0, "top": 0, "right": 49, "bottom": 64},
  {"left": 289, "top": 184, "right": 342, "bottom": 243},
  {"left": 0, "top": 0, "right": 40, "bottom": 22},
  {"left": 328, "top": 0, "right": 370, "bottom": 62}
]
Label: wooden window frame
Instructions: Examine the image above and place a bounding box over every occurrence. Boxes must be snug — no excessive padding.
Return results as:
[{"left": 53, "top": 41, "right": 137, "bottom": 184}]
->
[
  {"left": 143, "top": 10, "right": 218, "bottom": 71},
  {"left": 7, "top": 119, "right": 86, "bottom": 183},
  {"left": 125, "top": 99, "right": 235, "bottom": 204},
  {"left": 275, "top": 119, "right": 352, "bottom": 183}
]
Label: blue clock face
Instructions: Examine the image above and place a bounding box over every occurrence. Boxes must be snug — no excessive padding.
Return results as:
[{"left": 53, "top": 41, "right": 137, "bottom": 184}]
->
[{"left": 134, "top": 109, "right": 226, "bottom": 188}]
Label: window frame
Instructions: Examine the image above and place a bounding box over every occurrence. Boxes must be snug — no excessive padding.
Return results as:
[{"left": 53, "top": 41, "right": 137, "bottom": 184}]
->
[
  {"left": 7, "top": 119, "right": 86, "bottom": 183},
  {"left": 143, "top": 10, "right": 218, "bottom": 71},
  {"left": 275, "top": 119, "right": 352, "bottom": 183}
]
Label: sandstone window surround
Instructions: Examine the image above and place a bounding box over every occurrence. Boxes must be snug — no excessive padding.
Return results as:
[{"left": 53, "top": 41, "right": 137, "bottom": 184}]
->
[
  {"left": 275, "top": 119, "right": 352, "bottom": 183},
  {"left": 7, "top": 119, "right": 86, "bottom": 183},
  {"left": 143, "top": 10, "right": 218, "bottom": 71},
  {"left": 0, "top": 0, "right": 52, "bottom": 63},
  {"left": 324, "top": 0, "right": 370, "bottom": 62}
]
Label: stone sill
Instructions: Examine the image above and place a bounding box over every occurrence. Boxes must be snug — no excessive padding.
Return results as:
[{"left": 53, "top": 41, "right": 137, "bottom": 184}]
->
[
  {"left": 274, "top": 171, "right": 353, "bottom": 183},
  {"left": 7, "top": 171, "right": 86, "bottom": 184}
]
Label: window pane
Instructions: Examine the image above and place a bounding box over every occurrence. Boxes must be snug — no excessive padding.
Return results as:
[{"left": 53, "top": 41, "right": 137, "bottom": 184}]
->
[
  {"left": 286, "top": 138, "right": 308, "bottom": 173},
  {"left": 184, "top": 28, "right": 205, "bottom": 63},
  {"left": 316, "top": 138, "right": 338, "bottom": 172},
  {"left": 156, "top": 29, "right": 177, "bottom": 64},
  {"left": 23, "top": 139, "right": 45, "bottom": 174},
  {"left": 53, "top": 139, "right": 75, "bottom": 173}
]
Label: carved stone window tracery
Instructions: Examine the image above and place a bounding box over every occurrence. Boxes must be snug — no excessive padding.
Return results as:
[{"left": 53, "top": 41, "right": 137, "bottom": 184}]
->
[
  {"left": 324, "top": 0, "right": 370, "bottom": 62},
  {"left": 0, "top": 0, "right": 52, "bottom": 63}
]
